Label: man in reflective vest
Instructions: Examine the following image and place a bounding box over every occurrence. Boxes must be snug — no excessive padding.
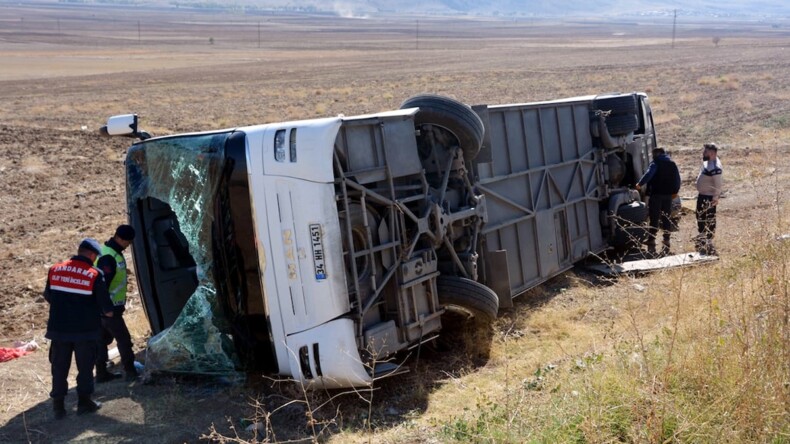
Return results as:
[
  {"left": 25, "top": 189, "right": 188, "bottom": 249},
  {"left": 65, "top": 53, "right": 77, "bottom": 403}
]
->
[
  {"left": 44, "top": 238, "right": 114, "bottom": 419},
  {"left": 95, "top": 224, "right": 138, "bottom": 382}
]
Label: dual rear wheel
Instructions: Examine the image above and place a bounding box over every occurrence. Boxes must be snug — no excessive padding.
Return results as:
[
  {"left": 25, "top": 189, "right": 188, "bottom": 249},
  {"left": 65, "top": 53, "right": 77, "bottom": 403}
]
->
[
  {"left": 594, "top": 94, "right": 640, "bottom": 136},
  {"left": 436, "top": 275, "right": 499, "bottom": 324}
]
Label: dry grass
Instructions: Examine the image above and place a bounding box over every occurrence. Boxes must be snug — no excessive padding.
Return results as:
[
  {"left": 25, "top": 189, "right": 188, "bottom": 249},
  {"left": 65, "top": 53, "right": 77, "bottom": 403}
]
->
[
  {"left": 406, "top": 231, "right": 790, "bottom": 443},
  {"left": 654, "top": 112, "right": 681, "bottom": 125}
]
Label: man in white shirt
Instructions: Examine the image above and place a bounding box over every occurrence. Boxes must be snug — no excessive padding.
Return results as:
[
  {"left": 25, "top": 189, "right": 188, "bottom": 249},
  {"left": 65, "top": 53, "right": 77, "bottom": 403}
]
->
[{"left": 695, "top": 143, "right": 723, "bottom": 255}]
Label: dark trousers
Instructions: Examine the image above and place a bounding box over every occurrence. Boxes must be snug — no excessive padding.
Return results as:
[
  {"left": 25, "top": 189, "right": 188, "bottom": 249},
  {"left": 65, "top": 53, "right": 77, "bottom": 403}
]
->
[
  {"left": 49, "top": 339, "right": 97, "bottom": 399},
  {"left": 696, "top": 195, "right": 717, "bottom": 240},
  {"left": 97, "top": 315, "right": 135, "bottom": 373},
  {"left": 647, "top": 194, "right": 674, "bottom": 246}
]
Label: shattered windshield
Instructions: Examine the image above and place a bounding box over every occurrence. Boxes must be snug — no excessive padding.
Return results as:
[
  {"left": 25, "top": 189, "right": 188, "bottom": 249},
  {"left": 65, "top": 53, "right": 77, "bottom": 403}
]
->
[{"left": 126, "top": 132, "right": 239, "bottom": 376}]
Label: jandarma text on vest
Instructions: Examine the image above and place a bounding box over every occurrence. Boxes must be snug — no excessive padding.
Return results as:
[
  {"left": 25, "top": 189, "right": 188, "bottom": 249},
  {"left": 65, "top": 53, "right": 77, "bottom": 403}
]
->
[{"left": 52, "top": 264, "right": 95, "bottom": 276}]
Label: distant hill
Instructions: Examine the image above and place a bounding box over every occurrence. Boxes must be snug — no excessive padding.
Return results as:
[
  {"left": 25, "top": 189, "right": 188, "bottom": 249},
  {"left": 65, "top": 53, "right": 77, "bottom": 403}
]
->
[
  {"left": 364, "top": 0, "right": 790, "bottom": 17},
  {"left": 182, "top": 0, "right": 790, "bottom": 18}
]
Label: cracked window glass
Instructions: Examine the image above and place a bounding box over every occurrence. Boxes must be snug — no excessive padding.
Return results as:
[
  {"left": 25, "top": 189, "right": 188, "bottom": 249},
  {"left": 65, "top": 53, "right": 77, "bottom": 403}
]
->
[{"left": 126, "top": 132, "right": 239, "bottom": 376}]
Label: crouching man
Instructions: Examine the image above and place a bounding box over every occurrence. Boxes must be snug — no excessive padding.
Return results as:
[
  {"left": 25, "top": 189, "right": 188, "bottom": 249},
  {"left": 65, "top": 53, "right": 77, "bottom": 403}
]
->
[{"left": 95, "top": 224, "right": 139, "bottom": 382}]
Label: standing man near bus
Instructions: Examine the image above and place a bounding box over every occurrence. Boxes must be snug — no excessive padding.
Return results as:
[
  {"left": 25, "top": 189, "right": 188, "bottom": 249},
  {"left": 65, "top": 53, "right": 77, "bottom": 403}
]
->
[
  {"left": 636, "top": 147, "right": 681, "bottom": 257},
  {"left": 695, "top": 143, "right": 723, "bottom": 255},
  {"left": 95, "top": 224, "right": 139, "bottom": 382},
  {"left": 44, "top": 238, "right": 114, "bottom": 419}
]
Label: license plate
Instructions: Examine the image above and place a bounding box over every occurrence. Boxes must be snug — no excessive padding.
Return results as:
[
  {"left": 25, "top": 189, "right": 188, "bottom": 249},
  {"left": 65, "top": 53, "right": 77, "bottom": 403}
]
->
[{"left": 309, "top": 224, "right": 327, "bottom": 280}]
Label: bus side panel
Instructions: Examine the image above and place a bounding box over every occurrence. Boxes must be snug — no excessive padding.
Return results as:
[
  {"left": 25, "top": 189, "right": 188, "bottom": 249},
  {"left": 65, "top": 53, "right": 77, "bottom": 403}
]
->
[{"left": 477, "top": 100, "right": 607, "bottom": 298}]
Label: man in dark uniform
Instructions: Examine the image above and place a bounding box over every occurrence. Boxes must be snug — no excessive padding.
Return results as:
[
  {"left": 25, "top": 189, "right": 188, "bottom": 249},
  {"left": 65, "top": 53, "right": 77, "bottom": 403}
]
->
[
  {"left": 44, "top": 238, "right": 114, "bottom": 419},
  {"left": 636, "top": 147, "right": 681, "bottom": 257},
  {"left": 95, "top": 224, "right": 139, "bottom": 382}
]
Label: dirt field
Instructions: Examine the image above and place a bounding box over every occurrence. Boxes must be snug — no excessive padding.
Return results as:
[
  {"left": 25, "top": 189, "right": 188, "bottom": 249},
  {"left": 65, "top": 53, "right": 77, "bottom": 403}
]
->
[{"left": 1, "top": 3, "right": 789, "bottom": 442}]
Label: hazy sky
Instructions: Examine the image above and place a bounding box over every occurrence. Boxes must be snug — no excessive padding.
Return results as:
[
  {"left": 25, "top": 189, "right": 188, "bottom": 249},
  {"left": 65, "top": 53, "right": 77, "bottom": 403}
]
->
[
  {"left": 285, "top": 0, "right": 790, "bottom": 17},
  {"left": 37, "top": 0, "right": 786, "bottom": 17}
]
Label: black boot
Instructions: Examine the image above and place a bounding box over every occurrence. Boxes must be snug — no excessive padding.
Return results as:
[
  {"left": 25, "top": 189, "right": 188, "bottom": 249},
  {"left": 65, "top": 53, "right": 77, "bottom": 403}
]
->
[
  {"left": 53, "top": 397, "right": 66, "bottom": 420},
  {"left": 661, "top": 233, "right": 671, "bottom": 257},
  {"left": 646, "top": 240, "right": 657, "bottom": 259},
  {"left": 96, "top": 367, "right": 122, "bottom": 383},
  {"left": 76, "top": 395, "right": 101, "bottom": 415},
  {"left": 695, "top": 235, "right": 706, "bottom": 254},
  {"left": 125, "top": 367, "right": 139, "bottom": 382}
]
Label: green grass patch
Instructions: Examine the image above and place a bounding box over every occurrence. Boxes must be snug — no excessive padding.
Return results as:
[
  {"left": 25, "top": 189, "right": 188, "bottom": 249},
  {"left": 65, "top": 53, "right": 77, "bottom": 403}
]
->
[{"left": 762, "top": 114, "right": 790, "bottom": 129}]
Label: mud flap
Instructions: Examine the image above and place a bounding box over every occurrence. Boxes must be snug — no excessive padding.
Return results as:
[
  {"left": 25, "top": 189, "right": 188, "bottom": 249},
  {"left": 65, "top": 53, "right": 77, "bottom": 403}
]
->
[{"left": 484, "top": 249, "right": 513, "bottom": 308}]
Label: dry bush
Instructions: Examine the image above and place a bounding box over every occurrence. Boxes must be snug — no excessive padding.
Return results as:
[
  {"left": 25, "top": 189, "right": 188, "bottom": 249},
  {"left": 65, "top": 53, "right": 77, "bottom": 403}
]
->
[
  {"left": 736, "top": 99, "right": 753, "bottom": 111},
  {"left": 678, "top": 92, "right": 699, "bottom": 104},
  {"left": 697, "top": 74, "right": 741, "bottom": 91},
  {"left": 20, "top": 156, "right": 48, "bottom": 175}
]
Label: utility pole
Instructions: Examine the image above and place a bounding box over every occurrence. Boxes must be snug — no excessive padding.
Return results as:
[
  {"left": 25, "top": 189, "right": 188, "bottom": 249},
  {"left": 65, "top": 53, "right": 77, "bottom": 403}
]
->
[
  {"left": 416, "top": 19, "right": 419, "bottom": 50},
  {"left": 671, "top": 9, "right": 677, "bottom": 49},
  {"left": 57, "top": 18, "right": 60, "bottom": 34},
  {"left": 258, "top": 21, "right": 261, "bottom": 48}
]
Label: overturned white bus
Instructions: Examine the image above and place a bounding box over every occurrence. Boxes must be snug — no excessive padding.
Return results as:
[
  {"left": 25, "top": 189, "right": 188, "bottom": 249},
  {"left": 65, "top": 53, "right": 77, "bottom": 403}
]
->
[{"left": 103, "top": 92, "right": 656, "bottom": 388}]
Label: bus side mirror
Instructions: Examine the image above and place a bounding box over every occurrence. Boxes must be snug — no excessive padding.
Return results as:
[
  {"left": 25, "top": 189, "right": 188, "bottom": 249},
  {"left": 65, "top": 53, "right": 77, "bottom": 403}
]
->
[{"left": 100, "top": 114, "right": 151, "bottom": 140}]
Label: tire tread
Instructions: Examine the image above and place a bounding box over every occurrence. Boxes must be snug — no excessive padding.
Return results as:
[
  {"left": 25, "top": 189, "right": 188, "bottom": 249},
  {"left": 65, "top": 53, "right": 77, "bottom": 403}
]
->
[{"left": 436, "top": 275, "right": 499, "bottom": 321}]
